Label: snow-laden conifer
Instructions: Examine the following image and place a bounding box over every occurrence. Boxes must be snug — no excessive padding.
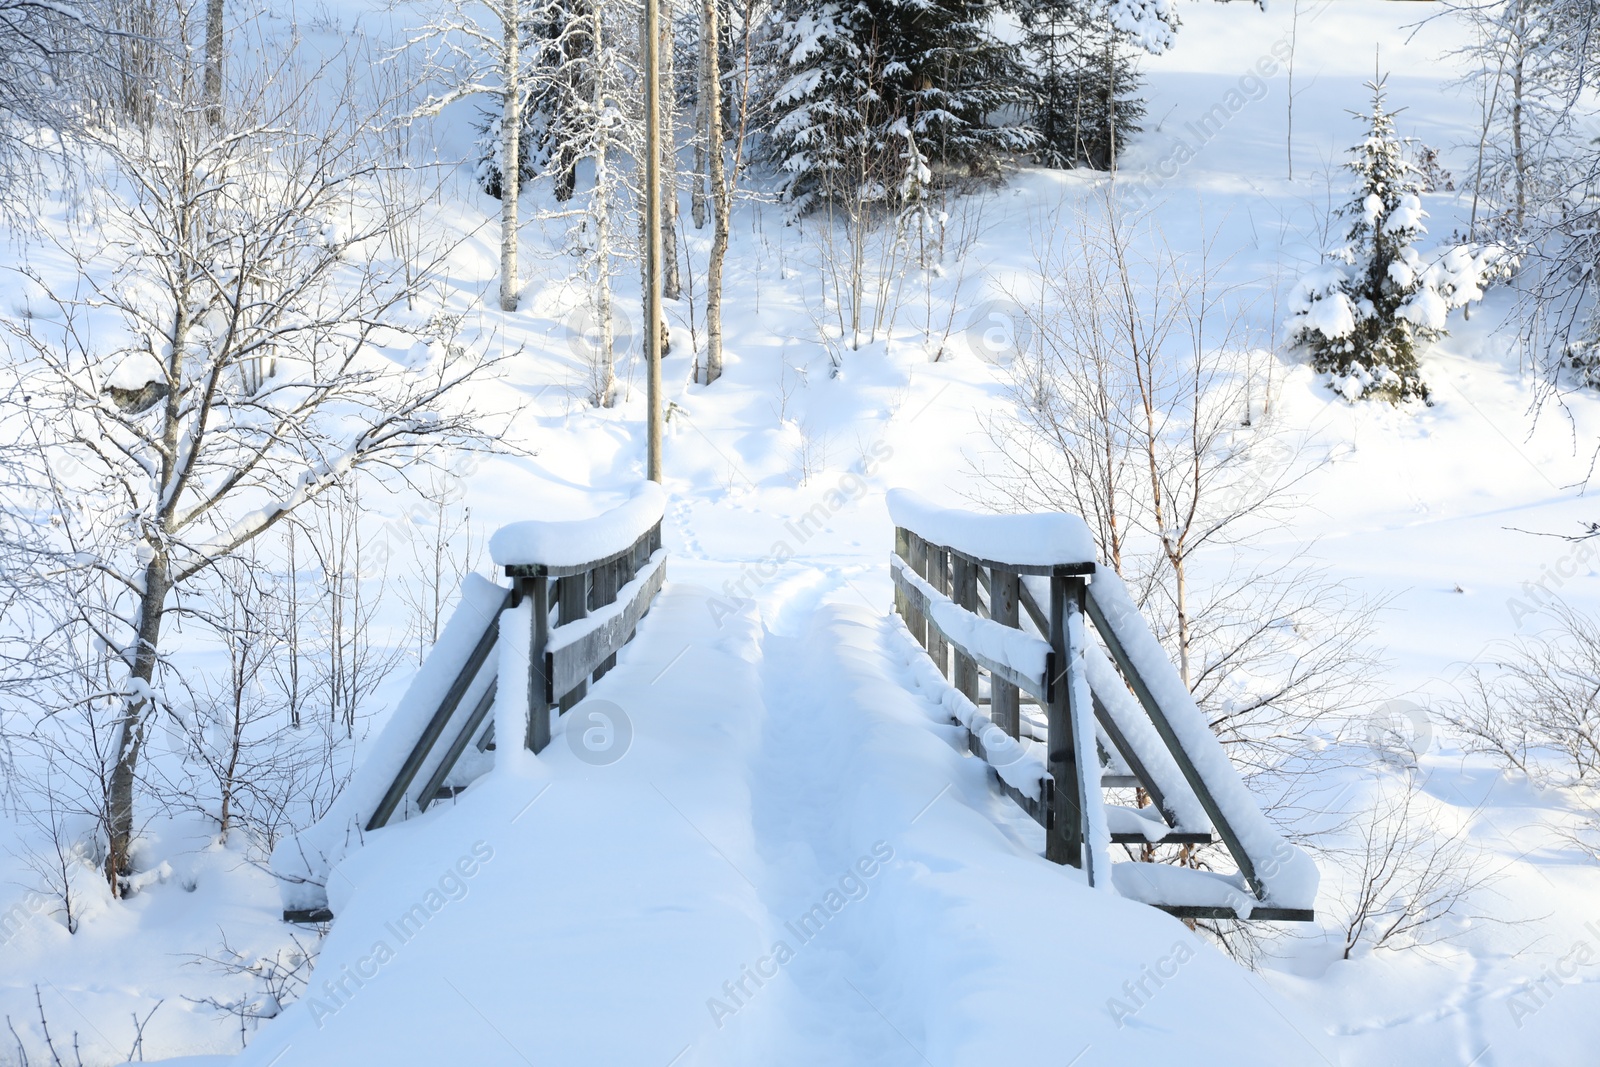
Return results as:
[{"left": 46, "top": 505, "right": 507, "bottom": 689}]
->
[{"left": 1287, "top": 77, "right": 1501, "bottom": 403}]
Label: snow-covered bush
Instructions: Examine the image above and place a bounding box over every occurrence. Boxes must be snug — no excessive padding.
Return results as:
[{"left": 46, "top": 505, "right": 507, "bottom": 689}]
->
[{"left": 1285, "top": 78, "right": 1501, "bottom": 404}]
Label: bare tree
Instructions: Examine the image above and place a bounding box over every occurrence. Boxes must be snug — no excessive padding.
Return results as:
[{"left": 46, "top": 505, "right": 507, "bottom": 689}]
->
[
  {"left": 162, "top": 552, "right": 287, "bottom": 843},
  {"left": 156, "top": 526, "right": 378, "bottom": 851},
  {"left": 1447, "top": 596, "right": 1600, "bottom": 786},
  {"left": 0, "top": 0, "right": 100, "bottom": 211},
  {"left": 0, "top": 22, "right": 501, "bottom": 894},
  {"left": 412, "top": 0, "right": 537, "bottom": 310},
  {"left": 655, "top": 0, "right": 682, "bottom": 302},
  {"left": 395, "top": 474, "right": 482, "bottom": 665},
  {"left": 304, "top": 483, "right": 404, "bottom": 736},
  {"left": 986, "top": 195, "right": 1334, "bottom": 689},
  {"left": 1337, "top": 772, "right": 1497, "bottom": 959}
]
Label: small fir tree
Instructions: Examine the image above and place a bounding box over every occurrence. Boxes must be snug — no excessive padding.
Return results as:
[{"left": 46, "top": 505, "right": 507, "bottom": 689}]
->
[
  {"left": 474, "top": 101, "right": 540, "bottom": 200},
  {"left": 1287, "top": 78, "right": 1498, "bottom": 403}
]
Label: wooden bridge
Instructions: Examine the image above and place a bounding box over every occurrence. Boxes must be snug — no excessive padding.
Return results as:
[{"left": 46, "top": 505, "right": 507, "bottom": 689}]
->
[{"left": 274, "top": 485, "right": 1315, "bottom": 925}]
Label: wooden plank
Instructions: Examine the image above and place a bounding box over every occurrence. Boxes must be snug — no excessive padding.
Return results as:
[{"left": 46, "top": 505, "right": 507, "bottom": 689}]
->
[
  {"left": 1091, "top": 690, "right": 1178, "bottom": 828},
  {"left": 913, "top": 539, "right": 1096, "bottom": 579},
  {"left": 366, "top": 587, "right": 511, "bottom": 831},
  {"left": 1083, "top": 586, "right": 1263, "bottom": 899},
  {"left": 547, "top": 557, "right": 668, "bottom": 701},
  {"left": 1109, "top": 832, "right": 1213, "bottom": 845},
  {"left": 500, "top": 527, "right": 644, "bottom": 580},
  {"left": 1153, "top": 904, "right": 1315, "bottom": 923},
  {"left": 951, "top": 555, "right": 979, "bottom": 703},
  {"left": 500, "top": 521, "right": 662, "bottom": 580},
  {"left": 556, "top": 573, "right": 589, "bottom": 712},
  {"left": 283, "top": 907, "right": 335, "bottom": 923},
  {"left": 1018, "top": 577, "right": 1048, "bottom": 635},
  {"left": 990, "top": 567, "right": 1021, "bottom": 739},
  {"left": 891, "top": 564, "right": 1048, "bottom": 702},
  {"left": 893, "top": 527, "right": 911, "bottom": 624},
  {"left": 1044, "top": 577, "right": 1083, "bottom": 868},
  {"left": 1043, "top": 579, "right": 1094, "bottom": 883},
  {"left": 525, "top": 576, "right": 552, "bottom": 753},
  {"left": 416, "top": 677, "right": 498, "bottom": 813}
]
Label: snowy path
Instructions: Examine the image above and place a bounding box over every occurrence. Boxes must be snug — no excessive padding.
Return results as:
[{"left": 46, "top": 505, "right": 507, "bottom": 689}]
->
[{"left": 212, "top": 579, "right": 1335, "bottom": 1067}]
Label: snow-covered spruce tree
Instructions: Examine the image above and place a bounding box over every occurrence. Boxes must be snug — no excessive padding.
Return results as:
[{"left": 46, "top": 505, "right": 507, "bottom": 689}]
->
[
  {"left": 1286, "top": 78, "right": 1498, "bottom": 403},
  {"left": 526, "top": 0, "right": 596, "bottom": 203},
  {"left": 473, "top": 102, "right": 540, "bottom": 200},
  {"left": 1019, "top": 0, "right": 1163, "bottom": 170},
  {"left": 761, "top": 0, "right": 1033, "bottom": 214}
]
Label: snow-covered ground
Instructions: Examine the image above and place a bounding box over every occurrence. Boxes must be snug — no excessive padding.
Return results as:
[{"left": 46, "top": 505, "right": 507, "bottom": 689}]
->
[{"left": 5, "top": 1, "right": 1600, "bottom": 1064}]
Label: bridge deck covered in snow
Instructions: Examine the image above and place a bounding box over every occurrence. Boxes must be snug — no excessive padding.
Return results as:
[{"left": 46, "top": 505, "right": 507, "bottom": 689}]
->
[{"left": 244, "top": 487, "right": 1332, "bottom": 1066}]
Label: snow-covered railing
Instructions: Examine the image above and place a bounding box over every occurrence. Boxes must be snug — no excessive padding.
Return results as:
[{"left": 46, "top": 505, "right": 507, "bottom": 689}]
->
[
  {"left": 888, "top": 490, "right": 1317, "bottom": 922},
  {"left": 489, "top": 483, "right": 667, "bottom": 754},
  {"left": 274, "top": 485, "right": 667, "bottom": 922}
]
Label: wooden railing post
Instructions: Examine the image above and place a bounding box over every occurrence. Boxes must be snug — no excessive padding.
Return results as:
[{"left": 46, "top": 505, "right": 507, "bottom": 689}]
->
[
  {"left": 930, "top": 545, "right": 950, "bottom": 677},
  {"left": 906, "top": 533, "right": 928, "bottom": 650},
  {"left": 952, "top": 554, "right": 979, "bottom": 703},
  {"left": 522, "top": 575, "right": 552, "bottom": 753},
  {"left": 593, "top": 558, "right": 620, "bottom": 680},
  {"left": 556, "top": 572, "right": 589, "bottom": 712},
  {"left": 990, "top": 567, "right": 1021, "bottom": 739},
  {"left": 1046, "top": 575, "right": 1086, "bottom": 868}
]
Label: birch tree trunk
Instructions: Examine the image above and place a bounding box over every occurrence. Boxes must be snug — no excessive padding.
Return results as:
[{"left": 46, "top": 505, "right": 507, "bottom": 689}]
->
[
  {"left": 104, "top": 567, "right": 168, "bottom": 893},
  {"left": 204, "top": 0, "right": 225, "bottom": 126},
  {"left": 660, "top": 0, "right": 681, "bottom": 301},
  {"left": 702, "top": 0, "right": 727, "bottom": 383},
  {"left": 691, "top": 10, "right": 709, "bottom": 229},
  {"left": 1511, "top": 7, "right": 1528, "bottom": 232},
  {"left": 594, "top": 0, "right": 617, "bottom": 405},
  {"left": 499, "top": 0, "right": 522, "bottom": 312}
]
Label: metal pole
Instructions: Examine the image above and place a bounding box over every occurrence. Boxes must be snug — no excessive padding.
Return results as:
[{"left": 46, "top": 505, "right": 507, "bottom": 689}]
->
[{"left": 643, "top": 0, "right": 663, "bottom": 483}]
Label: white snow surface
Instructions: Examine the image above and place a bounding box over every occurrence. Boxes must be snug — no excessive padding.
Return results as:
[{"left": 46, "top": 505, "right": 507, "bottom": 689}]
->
[
  {"left": 886, "top": 488, "right": 1095, "bottom": 567},
  {"left": 489, "top": 481, "right": 665, "bottom": 567}
]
